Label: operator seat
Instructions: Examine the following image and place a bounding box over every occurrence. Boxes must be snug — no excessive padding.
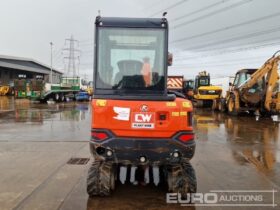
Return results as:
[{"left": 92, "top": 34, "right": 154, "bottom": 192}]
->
[{"left": 115, "top": 60, "right": 144, "bottom": 89}]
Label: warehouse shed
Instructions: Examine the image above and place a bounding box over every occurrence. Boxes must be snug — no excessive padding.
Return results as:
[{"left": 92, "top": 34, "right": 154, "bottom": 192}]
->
[{"left": 0, "top": 55, "right": 62, "bottom": 85}]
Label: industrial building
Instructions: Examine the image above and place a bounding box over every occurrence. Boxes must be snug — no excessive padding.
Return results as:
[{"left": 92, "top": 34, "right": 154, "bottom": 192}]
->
[{"left": 0, "top": 55, "right": 62, "bottom": 85}]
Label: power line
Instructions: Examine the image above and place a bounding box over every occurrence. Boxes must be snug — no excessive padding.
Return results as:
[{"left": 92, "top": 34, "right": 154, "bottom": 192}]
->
[
  {"left": 52, "top": 44, "right": 64, "bottom": 60},
  {"left": 141, "top": 0, "right": 162, "bottom": 12},
  {"left": 79, "top": 42, "right": 94, "bottom": 47},
  {"left": 171, "top": 0, "right": 253, "bottom": 29},
  {"left": 52, "top": 50, "right": 63, "bottom": 62},
  {"left": 175, "top": 57, "right": 267, "bottom": 68},
  {"left": 182, "top": 26, "right": 280, "bottom": 51},
  {"left": 52, "top": 49, "right": 62, "bottom": 58},
  {"left": 171, "top": 12, "right": 280, "bottom": 44},
  {"left": 80, "top": 49, "right": 94, "bottom": 54},
  {"left": 172, "top": 59, "right": 263, "bottom": 68},
  {"left": 75, "top": 1, "right": 235, "bottom": 47},
  {"left": 50, "top": 43, "right": 66, "bottom": 70},
  {"left": 172, "top": 60, "right": 262, "bottom": 68},
  {"left": 52, "top": 54, "right": 63, "bottom": 66},
  {"left": 190, "top": 36, "right": 280, "bottom": 53},
  {"left": 79, "top": 40, "right": 94, "bottom": 46},
  {"left": 52, "top": 50, "right": 64, "bottom": 69},
  {"left": 149, "top": 0, "right": 190, "bottom": 17},
  {"left": 79, "top": 39, "right": 92, "bottom": 43},
  {"left": 79, "top": 62, "right": 93, "bottom": 66},
  {"left": 175, "top": 41, "right": 280, "bottom": 60},
  {"left": 53, "top": 56, "right": 64, "bottom": 66},
  {"left": 170, "top": 0, "right": 231, "bottom": 22},
  {"left": 177, "top": 55, "right": 268, "bottom": 66}
]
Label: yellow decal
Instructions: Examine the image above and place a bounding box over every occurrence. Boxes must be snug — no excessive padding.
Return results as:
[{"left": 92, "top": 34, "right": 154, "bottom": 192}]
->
[
  {"left": 166, "top": 102, "right": 177, "bottom": 107},
  {"left": 182, "top": 101, "right": 192, "bottom": 108},
  {"left": 180, "top": 111, "right": 187, "bottom": 116},
  {"left": 172, "top": 112, "right": 179, "bottom": 117},
  {"left": 96, "top": 100, "right": 107, "bottom": 107}
]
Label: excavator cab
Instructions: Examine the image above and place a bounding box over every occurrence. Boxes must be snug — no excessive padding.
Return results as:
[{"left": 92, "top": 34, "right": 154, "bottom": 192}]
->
[
  {"left": 194, "top": 73, "right": 210, "bottom": 90},
  {"left": 232, "top": 69, "right": 254, "bottom": 87},
  {"left": 232, "top": 69, "right": 266, "bottom": 104},
  {"left": 88, "top": 16, "right": 196, "bottom": 197},
  {"left": 94, "top": 17, "right": 167, "bottom": 96},
  {"left": 183, "top": 79, "right": 194, "bottom": 99},
  {"left": 233, "top": 69, "right": 264, "bottom": 90}
]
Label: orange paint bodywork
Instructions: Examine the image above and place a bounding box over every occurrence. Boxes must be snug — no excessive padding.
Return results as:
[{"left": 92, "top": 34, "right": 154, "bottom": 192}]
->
[{"left": 92, "top": 97, "right": 193, "bottom": 138}]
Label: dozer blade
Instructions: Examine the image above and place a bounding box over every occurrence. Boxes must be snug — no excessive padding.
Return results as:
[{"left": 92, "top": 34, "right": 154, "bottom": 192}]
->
[{"left": 119, "top": 165, "right": 161, "bottom": 186}]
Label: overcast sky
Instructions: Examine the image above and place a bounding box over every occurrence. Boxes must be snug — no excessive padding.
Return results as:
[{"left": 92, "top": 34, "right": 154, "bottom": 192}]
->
[{"left": 0, "top": 0, "right": 280, "bottom": 80}]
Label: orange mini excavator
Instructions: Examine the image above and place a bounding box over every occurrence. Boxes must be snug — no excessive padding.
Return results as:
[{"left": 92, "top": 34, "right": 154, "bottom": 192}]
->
[{"left": 87, "top": 14, "right": 196, "bottom": 197}]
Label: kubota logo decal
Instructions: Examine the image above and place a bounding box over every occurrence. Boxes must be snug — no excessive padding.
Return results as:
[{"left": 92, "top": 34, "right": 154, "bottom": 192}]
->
[
  {"left": 140, "top": 104, "right": 149, "bottom": 112},
  {"left": 132, "top": 112, "right": 155, "bottom": 129}
]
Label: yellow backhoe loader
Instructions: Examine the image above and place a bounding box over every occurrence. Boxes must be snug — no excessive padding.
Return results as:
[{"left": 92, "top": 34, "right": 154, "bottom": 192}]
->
[{"left": 223, "top": 51, "right": 280, "bottom": 117}]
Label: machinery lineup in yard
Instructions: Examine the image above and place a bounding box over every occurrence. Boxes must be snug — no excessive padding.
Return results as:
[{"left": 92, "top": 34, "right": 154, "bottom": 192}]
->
[
  {"left": 168, "top": 55, "right": 280, "bottom": 119},
  {"left": 88, "top": 15, "right": 197, "bottom": 197},
  {"left": 3, "top": 75, "right": 93, "bottom": 102}
]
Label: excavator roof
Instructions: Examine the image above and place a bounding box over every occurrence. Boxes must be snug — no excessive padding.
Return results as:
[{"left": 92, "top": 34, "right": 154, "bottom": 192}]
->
[
  {"left": 95, "top": 17, "right": 167, "bottom": 29},
  {"left": 236, "top": 69, "right": 257, "bottom": 74}
]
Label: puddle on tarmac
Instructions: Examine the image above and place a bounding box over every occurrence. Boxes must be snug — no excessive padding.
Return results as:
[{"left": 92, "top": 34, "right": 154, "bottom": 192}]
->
[
  {"left": 0, "top": 97, "right": 91, "bottom": 141},
  {"left": 194, "top": 108, "right": 280, "bottom": 185},
  {"left": 0, "top": 97, "right": 279, "bottom": 186}
]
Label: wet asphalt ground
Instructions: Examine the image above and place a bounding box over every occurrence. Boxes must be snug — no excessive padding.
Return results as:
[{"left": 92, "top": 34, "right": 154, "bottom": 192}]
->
[{"left": 0, "top": 96, "right": 279, "bottom": 210}]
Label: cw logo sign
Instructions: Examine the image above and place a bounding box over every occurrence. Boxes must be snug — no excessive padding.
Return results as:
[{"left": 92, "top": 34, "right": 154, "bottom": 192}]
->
[
  {"left": 131, "top": 112, "right": 155, "bottom": 129},
  {"left": 134, "top": 113, "right": 152, "bottom": 123}
]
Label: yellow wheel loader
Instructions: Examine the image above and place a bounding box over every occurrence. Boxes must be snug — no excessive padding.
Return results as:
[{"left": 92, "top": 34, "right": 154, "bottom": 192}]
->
[{"left": 193, "top": 71, "right": 222, "bottom": 107}]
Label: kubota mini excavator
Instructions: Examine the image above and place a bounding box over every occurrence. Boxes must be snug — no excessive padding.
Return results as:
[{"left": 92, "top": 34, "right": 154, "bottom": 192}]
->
[{"left": 87, "top": 15, "right": 196, "bottom": 197}]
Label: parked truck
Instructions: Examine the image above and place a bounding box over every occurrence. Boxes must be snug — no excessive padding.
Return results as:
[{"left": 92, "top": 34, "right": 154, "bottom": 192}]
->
[
  {"left": 41, "top": 76, "right": 91, "bottom": 102},
  {"left": 167, "top": 76, "right": 194, "bottom": 100}
]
